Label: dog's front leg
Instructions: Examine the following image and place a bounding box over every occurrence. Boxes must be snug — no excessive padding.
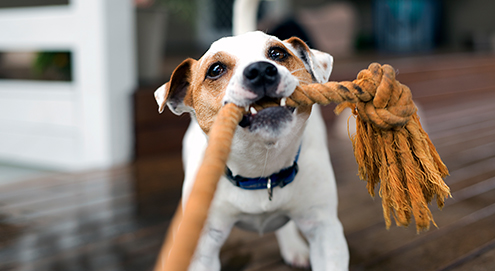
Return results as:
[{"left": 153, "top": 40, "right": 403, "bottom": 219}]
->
[
  {"left": 294, "top": 213, "right": 349, "bottom": 271},
  {"left": 187, "top": 207, "right": 236, "bottom": 271},
  {"left": 275, "top": 220, "right": 311, "bottom": 268}
]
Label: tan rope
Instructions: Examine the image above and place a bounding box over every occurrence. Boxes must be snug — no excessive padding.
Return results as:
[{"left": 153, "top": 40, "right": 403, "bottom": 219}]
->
[
  {"left": 289, "top": 63, "right": 450, "bottom": 229},
  {"left": 156, "top": 103, "right": 243, "bottom": 271},
  {"left": 153, "top": 202, "right": 182, "bottom": 271},
  {"left": 155, "top": 63, "right": 450, "bottom": 271},
  {"left": 287, "top": 63, "right": 417, "bottom": 130}
]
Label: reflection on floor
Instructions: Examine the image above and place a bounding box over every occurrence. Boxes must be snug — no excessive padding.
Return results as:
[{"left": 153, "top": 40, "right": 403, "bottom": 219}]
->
[
  {"left": 0, "top": 163, "right": 52, "bottom": 186},
  {"left": 0, "top": 157, "right": 182, "bottom": 271}
]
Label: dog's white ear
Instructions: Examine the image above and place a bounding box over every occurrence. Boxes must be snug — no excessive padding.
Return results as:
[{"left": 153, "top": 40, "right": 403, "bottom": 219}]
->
[
  {"left": 283, "top": 37, "right": 333, "bottom": 83},
  {"left": 308, "top": 49, "right": 334, "bottom": 83},
  {"left": 154, "top": 83, "right": 168, "bottom": 113},
  {"left": 154, "top": 58, "right": 196, "bottom": 115}
]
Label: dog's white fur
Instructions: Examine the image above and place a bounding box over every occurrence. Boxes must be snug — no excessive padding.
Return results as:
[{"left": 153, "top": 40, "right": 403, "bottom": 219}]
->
[{"left": 155, "top": 31, "right": 349, "bottom": 270}]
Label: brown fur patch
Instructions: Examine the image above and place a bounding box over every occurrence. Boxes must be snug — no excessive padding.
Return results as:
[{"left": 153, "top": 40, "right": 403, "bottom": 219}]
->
[
  {"left": 189, "top": 52, "right": 237, "bottom": 134},
  {"left": 266, "top": 40, "right": 313, "bottom": 85}
]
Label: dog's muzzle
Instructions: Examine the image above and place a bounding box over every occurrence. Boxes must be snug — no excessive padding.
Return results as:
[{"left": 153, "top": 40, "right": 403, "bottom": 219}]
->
[
  {"left": 238, "top": 61, "right": 296, "bottom": 131},
  {"left": 243, "top": 61, "right": 281, "bottom": 99}
]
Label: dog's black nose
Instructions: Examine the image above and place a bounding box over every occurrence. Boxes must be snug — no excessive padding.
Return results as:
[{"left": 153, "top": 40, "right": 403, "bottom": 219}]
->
[{"left": 243, "top": 61, "right": 280, "bottom": 98}]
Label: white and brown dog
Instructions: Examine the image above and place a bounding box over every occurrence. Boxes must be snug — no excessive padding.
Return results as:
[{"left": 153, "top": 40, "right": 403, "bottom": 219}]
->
[{"left": 155, "top": 31, "right": 349, "bottom": 270}]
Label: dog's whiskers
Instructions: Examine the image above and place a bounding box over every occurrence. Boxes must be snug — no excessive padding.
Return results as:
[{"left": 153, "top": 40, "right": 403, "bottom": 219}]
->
[
  {"left": 290, "top": 68, "right": 306, "bottom": 75},
  {"left": 296, "top": 77, "right": 313, "bottom": 85}
]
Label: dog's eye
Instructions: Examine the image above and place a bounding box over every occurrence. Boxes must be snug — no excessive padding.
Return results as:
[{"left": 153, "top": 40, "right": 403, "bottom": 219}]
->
[
  {"left": 206, "top": 62, "right": 226, "bottom": 79},
  {"left": 268, "top": 47, "right": 288, "bottom": 61}
]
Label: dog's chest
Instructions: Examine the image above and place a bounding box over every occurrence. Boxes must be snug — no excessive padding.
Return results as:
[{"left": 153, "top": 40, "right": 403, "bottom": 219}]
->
[{"left": 235, "top": 211, "right": 290, "bottom": 234}]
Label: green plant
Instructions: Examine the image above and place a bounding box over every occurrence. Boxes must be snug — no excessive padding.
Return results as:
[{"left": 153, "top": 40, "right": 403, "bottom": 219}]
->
[{"left": 33, "top": 51, "right": 71, "bottom": 81}]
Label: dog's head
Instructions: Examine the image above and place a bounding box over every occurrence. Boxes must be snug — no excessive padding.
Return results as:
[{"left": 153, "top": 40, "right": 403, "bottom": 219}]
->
[{"left": 155, "top": 31, "right": 333, "bottom": 144}]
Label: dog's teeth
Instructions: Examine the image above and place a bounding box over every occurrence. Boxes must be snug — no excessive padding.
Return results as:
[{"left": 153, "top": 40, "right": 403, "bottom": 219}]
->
[
  {"left": 245, "top": 105, "right": 250, "bottom": 112},
  {"left": 250, "top": 107, "right": 257, "bottom": 115},
  {"left": 280, "top": 98, "right": 287, "bottom": 107}
]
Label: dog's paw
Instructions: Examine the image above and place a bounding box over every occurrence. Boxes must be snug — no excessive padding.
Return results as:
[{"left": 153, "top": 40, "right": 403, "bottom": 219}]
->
[
  {"left": 278, "top": 238, "right": 311, "bottom": 269},
  {"left": 276, "top": 221, "right": 311, "bottom": 269}
]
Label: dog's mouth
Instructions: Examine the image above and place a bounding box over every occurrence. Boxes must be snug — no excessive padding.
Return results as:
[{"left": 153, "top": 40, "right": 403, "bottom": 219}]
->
[{"left": 238, "top": 97, "right": 296, "bottom": 129}]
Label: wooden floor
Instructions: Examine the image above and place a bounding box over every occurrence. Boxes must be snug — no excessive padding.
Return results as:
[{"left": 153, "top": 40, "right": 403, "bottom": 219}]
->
[{"left": 1, "top": 53, "right": 495, "bottom": 271}]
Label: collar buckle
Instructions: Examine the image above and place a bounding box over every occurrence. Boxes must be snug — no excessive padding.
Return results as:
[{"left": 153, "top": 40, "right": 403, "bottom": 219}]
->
[
  {"left": 267, "top": 178, "right": 273, "bottom": 201},
  {"left": 224, "top": 144, "right": 302, "bottom": 201}
]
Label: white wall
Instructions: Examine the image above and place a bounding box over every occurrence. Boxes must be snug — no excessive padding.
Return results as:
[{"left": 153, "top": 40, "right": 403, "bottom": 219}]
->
[{"left": 0, "top": 0, "right": 136, "bottom": 170}]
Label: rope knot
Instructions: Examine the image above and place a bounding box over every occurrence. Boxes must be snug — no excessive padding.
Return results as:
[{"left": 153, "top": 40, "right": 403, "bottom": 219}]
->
[
  {"left": 290, "top": 63, "right": 417, "bottom": 130},
  {"left": 353, "top": 63, "right": 417, "bottom": 130}
]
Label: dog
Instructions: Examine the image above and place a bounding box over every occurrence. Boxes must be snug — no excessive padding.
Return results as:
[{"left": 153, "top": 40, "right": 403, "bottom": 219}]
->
[{"left": 154, "top": 31, "right": 349, "bottom": 271}]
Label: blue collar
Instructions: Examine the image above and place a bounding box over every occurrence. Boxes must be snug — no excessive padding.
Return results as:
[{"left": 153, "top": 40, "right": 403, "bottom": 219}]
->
[{"left": 225, "top": 145, "right": 301, "bottom": 195}]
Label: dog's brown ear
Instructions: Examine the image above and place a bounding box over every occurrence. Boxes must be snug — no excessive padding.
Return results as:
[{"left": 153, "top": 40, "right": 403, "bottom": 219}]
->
[
  {"left": 284, "top": 37, "right": 333, "bottom": 83},
  {"left": 154, "top": 58, "right": 196, "bottom": 115}
]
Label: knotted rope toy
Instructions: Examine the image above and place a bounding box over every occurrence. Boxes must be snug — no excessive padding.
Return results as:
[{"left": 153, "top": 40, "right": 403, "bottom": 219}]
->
[{"left": 154, "top": 63, "right": 450, "bottom": 271}]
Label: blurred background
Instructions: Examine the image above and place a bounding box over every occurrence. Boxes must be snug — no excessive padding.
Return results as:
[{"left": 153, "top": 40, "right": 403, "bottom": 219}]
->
[{"left": 1, "top": 0, "right": 495, "bottom": 270}]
